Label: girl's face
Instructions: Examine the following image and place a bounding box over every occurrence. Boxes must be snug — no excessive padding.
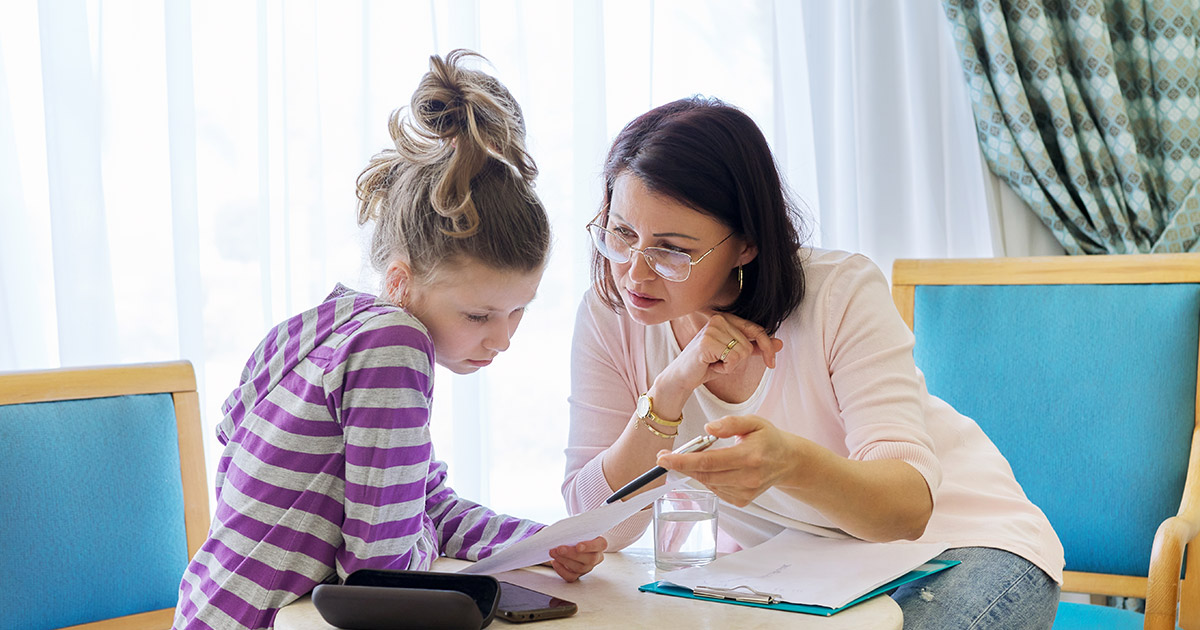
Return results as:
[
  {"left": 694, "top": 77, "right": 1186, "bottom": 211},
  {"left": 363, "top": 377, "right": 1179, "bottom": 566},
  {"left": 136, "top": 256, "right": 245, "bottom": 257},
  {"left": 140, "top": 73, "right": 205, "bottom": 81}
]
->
[
  {"left": 404, "top": 258, "right": 543, "bottom": 374},
  {"left": 605, "top": 174, "right": 754, "bottom": 327}
]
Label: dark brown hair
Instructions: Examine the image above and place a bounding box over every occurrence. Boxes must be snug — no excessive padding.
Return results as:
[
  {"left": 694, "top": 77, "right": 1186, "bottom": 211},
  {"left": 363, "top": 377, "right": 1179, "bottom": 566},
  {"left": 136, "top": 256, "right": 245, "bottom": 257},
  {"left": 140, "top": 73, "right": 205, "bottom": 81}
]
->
[
  {"left": 356, "top": 50, "right": 549, "bottom": 282},
  {"left": 592, "top": 96, "right": 806, "bottom": 334}
]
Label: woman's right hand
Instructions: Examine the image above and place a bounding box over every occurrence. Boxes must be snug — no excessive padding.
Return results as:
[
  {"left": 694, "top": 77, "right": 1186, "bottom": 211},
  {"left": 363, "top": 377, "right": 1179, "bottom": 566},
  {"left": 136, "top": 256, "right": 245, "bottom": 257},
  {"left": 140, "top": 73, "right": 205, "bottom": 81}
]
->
[
  {"left": 595, "top": 316, "right": 780, "bottom": 512},
  {"left": 658, "top": 313, "right": 783, "bottom": 396}
]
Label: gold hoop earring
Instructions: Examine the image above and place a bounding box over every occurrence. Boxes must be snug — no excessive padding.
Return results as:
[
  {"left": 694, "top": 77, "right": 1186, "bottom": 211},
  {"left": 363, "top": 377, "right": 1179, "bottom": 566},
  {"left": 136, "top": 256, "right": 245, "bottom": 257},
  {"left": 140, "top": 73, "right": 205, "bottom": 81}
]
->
[{"left": 738, "top": 265, "right": 744, "bottom": 292}]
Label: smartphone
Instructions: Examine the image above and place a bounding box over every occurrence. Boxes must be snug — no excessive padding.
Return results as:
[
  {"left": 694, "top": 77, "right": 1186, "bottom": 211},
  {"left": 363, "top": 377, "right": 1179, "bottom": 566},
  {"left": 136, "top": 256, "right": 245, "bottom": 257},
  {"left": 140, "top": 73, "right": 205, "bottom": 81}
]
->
[{"left": 496, "top": 581, "right": 577, "bottom": 623}]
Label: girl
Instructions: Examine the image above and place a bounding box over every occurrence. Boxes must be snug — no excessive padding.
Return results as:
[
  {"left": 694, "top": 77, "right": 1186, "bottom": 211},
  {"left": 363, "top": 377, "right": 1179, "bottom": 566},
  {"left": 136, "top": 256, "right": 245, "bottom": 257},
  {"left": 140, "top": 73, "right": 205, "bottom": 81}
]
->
[
  {"left": 564, "top": 97, "right": 1062, "bottom": 629},
  {"left": 174, "top": 50, "right": 605, "bottom": 630}
]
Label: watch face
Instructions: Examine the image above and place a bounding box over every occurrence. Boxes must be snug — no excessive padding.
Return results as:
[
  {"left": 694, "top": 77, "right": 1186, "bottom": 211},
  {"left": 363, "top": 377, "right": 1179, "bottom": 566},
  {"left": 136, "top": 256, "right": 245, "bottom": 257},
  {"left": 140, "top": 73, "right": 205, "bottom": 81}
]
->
[{"left": 636, "top": 394, "right": 651, "bottom": 418}]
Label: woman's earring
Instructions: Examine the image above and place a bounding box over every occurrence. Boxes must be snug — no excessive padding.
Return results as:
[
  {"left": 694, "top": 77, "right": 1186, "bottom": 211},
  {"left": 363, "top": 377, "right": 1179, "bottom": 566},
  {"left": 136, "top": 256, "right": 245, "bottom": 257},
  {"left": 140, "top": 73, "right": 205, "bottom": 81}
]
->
[{"left": 738, "top": 265, "right": 744, "bottom": 292}]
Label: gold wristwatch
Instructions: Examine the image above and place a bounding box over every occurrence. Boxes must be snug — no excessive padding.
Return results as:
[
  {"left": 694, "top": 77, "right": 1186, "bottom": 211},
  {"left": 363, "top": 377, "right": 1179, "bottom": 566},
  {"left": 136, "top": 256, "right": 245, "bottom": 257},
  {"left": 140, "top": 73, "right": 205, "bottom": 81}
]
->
[{"left": 636, "top": 393, "right": 682, "bottom": 427}]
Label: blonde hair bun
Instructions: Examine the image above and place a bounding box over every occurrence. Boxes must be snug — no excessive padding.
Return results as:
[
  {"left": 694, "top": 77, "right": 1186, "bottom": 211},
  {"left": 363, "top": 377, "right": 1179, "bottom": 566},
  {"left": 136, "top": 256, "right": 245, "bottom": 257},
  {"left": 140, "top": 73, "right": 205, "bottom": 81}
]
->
[{"left": 355, "top": 50, "right": 550, "bottom": 285}]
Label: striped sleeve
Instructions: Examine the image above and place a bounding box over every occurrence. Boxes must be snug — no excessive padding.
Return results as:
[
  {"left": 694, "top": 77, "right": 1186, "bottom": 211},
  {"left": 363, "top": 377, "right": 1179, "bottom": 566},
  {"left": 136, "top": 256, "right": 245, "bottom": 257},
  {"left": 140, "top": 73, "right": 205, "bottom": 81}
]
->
[
  {"left": 424, "top": 458, "right": 544, "bottom": 561},
  {"left": 326, "top": 314, "right": 441, "bottom": 577}
]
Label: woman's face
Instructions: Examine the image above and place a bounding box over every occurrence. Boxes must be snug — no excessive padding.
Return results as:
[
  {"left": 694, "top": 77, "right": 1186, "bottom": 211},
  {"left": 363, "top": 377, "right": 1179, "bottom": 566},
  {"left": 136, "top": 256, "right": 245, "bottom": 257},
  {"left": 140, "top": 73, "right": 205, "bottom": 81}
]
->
[
  {"left": 405, "top": 258, "right": 543, "bottom": 374},
  {"left": 604, "top": 174, "right": 752, "bottom": 327}
]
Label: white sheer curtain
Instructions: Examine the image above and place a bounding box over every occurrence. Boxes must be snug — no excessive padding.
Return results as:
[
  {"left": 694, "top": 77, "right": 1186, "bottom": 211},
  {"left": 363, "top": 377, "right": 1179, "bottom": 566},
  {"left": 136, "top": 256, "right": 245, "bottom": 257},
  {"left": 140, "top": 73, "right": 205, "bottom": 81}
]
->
[{"left": 0, "top": 0, "right": 999, "bottom": 523}]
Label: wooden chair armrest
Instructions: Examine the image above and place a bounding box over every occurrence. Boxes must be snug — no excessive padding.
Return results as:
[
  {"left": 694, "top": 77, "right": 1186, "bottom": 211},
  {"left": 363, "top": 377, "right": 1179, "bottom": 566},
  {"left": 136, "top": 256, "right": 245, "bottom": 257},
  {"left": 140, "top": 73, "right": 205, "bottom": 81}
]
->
[
  {"left": 1147, "top": 516, "right": 1198, "bottom": 629},
  {"left": 1146, "top": 426, "right": 1200, "bottom": 630}
]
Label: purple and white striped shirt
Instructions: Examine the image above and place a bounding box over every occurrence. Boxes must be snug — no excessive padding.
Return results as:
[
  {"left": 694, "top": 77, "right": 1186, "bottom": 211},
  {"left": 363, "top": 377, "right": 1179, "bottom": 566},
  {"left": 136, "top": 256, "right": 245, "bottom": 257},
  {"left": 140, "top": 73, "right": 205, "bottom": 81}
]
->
[{"left": 173, "top": 285, "right": 542, "bottom": 629}]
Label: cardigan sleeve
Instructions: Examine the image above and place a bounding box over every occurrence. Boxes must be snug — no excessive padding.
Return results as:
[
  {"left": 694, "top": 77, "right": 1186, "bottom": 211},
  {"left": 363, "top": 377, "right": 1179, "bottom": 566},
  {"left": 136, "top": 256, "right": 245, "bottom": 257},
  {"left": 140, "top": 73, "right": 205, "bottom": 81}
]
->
[
  {"left": 563, "top": 291, "right": 653, "bottom": 549},
  {"left": 820, "top": 254, "right": 942, "bottom": 497}
]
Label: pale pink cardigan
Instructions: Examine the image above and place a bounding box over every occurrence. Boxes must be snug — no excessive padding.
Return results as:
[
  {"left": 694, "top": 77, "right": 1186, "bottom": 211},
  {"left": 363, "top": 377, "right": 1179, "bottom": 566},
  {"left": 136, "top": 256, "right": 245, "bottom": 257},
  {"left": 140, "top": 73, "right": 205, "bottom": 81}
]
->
[{"left": 563, "top": 248, "right": 1064, "bottom": 583}]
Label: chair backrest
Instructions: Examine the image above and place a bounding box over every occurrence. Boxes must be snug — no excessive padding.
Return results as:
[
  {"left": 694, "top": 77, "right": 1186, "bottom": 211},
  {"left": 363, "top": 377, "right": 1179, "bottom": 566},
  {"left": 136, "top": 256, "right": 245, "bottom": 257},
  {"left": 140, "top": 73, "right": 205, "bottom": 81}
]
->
[
  {"left": 891, "top": 253, "right": 1200, "bottom": 601},
  {"left": 0, "top": 361, "right": 210, "bottom": 630}
]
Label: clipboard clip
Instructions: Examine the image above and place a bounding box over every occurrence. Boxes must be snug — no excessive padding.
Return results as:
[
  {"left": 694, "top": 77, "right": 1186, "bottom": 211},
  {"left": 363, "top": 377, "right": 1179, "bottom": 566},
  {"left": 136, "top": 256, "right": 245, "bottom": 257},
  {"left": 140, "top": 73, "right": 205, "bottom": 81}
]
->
[{"left": 693, "top": 584, "right": 781, "bottom": 605}]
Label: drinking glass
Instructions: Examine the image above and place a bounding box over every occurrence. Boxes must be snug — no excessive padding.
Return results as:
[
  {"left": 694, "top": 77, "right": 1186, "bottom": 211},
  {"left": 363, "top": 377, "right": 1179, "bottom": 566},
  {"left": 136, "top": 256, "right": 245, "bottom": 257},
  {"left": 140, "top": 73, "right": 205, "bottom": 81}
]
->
[{"left": 653, "top": 489, "right": 718, "bottom": 572}]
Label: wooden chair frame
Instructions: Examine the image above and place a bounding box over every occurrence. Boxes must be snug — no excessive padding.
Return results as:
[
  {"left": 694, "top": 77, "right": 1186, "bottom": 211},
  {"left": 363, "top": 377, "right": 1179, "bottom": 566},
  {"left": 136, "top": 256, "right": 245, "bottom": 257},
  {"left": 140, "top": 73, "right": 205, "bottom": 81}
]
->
[
  {"left": 0, "top": 361, "right": 209, "bottom": 630},
  {"left": 892, "top": 253, "right": 1200, "bottom": 630}
]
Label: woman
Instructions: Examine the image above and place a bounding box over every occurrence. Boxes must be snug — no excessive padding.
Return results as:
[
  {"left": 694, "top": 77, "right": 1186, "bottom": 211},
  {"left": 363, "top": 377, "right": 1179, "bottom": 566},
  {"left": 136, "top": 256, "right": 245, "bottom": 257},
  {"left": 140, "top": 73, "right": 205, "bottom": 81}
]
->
[{"left": 563, "top": 97, "right": 1062, "bottom": 628}]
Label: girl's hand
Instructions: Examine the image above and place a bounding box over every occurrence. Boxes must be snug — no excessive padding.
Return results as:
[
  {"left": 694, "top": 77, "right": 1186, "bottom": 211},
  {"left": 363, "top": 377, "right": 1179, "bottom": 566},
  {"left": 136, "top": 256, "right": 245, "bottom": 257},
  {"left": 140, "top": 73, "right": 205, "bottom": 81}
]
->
[
  {"left": 655, "top": 415, "right": 803, "bottom": 506},
  {"left": 662, "top": 314, "right": 783, "bottom": 393},
  {"left": 547, "top": 536, "right": 608, "bottom": 582}
]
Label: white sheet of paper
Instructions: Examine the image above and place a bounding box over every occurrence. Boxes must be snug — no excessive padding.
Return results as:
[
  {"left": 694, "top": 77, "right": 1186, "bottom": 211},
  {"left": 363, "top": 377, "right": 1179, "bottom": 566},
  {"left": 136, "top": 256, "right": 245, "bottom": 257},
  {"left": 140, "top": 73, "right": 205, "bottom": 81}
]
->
[
  {"left": 661, "top": 528, "right": 947, "bottom": 609},
  {"left": 458, "top": 479, "right": 688, "bottom": 575}
]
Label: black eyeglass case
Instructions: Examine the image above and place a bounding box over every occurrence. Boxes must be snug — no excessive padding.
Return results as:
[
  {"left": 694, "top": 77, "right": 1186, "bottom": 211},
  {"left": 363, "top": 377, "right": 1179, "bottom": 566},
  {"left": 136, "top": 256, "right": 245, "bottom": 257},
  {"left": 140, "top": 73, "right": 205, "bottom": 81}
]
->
[{"left": 312, "top": 569, "right": 500, "bottom": 630}]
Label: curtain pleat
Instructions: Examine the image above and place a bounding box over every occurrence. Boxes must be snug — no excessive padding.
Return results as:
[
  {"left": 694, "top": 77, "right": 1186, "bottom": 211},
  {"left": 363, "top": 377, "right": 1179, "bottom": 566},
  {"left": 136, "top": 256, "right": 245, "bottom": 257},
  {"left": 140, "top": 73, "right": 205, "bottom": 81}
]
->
[
  {"left": 38, "top": 0, "right": 121, "bottom": 364},
  {"left": 165, "top": 0, "right": 206, "bottom": 380},
  {"left": 943, "top": 0, "right": 1200, "bottom": 254}
]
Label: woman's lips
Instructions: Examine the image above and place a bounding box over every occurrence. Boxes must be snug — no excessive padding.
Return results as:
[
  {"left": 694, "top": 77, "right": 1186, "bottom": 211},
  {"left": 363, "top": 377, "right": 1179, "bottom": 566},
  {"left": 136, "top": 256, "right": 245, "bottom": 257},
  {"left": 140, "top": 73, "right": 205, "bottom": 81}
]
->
[{"left": 625, "top": 289, "right": 662, "bottom": 309}]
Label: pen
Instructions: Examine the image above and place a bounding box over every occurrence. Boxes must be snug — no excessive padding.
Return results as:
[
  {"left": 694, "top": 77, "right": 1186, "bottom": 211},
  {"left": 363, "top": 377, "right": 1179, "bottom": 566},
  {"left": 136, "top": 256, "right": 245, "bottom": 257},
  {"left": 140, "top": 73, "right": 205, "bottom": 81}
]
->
[{"left": 603, "top": 434, "right": 718, "bottom": 504}]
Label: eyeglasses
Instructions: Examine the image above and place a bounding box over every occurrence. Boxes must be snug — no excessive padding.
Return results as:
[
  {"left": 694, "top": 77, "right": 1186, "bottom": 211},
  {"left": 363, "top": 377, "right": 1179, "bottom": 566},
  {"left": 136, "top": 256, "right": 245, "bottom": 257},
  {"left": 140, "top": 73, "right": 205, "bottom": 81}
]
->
[{"left": 585, "top": 211, "right": 734, "bottom": 282}]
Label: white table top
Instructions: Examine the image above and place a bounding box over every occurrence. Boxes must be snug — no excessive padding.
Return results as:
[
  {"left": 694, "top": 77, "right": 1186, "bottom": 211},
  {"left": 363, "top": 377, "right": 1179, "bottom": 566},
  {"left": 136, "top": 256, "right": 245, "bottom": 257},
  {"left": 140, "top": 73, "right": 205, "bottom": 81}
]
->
[{"left": 275, "top": 548, "right": 902, "bottom": 630}]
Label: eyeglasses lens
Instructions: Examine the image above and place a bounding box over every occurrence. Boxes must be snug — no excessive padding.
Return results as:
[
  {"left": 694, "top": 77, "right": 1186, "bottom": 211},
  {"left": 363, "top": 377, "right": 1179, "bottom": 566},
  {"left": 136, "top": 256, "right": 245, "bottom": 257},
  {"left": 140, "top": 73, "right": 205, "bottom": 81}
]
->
[
  {"left": 590, "top": 225, "right": 629, "bottom": 263},
  {"left": 647, "top": 250, "right": 690, "bottom": 281},
  {"left": 588, "top": 224, "right": 692, "bottom": 282}
]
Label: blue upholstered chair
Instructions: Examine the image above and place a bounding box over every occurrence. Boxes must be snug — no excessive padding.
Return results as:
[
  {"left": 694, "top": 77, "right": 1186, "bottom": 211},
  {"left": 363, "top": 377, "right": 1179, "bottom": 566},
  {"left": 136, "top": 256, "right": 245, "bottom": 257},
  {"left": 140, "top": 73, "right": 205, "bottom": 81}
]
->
[
  {"left": 892, "top": 253, "right": 1200, "bottom": 630},
  {"left": 0, "top": 361, "right": 210, "bottom": 630}
]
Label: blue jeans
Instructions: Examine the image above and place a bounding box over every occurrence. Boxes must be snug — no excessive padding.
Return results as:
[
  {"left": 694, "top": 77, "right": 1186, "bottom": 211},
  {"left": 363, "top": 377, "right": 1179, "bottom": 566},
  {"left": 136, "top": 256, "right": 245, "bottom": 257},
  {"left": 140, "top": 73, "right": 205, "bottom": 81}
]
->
[{"left": 891, "top": 547, "right": 1060, "bottom": 629}]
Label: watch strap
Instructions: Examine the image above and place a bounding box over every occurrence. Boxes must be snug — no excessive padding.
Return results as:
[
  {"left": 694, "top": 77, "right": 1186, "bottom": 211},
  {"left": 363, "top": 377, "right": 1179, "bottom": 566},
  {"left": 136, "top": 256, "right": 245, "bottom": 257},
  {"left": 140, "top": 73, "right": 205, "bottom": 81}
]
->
[{"left": 639, "top": 393, "right": 682, "bottom": 426}]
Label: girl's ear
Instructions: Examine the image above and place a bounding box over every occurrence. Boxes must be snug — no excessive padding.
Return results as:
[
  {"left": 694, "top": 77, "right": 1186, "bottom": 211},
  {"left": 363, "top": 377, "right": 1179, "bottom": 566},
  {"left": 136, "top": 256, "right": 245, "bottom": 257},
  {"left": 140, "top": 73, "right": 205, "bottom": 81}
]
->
[{"left": 384, "top": 259, "right": 414, "bottom": 306}]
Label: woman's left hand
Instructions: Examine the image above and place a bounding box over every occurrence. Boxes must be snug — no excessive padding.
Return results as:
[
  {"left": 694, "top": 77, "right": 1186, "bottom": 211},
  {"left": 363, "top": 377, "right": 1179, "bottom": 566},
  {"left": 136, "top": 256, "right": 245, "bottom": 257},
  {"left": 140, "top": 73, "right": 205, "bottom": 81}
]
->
[
  {"left": 547, "top": 536, "right": 608, "bottom": 582},
  {"left": 655, "top": 415, "right": 804, "bottom": 506},
  {"left": 658, "top": 416, "right": 935, "bottom": 542}
]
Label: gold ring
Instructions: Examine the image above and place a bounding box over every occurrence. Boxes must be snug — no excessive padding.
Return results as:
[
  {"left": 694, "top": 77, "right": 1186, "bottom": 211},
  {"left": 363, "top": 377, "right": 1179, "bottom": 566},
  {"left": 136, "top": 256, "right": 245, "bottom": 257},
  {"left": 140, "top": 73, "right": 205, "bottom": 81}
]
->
[{"left": 719, "top": 338, "right": 738, "bottom": 362}]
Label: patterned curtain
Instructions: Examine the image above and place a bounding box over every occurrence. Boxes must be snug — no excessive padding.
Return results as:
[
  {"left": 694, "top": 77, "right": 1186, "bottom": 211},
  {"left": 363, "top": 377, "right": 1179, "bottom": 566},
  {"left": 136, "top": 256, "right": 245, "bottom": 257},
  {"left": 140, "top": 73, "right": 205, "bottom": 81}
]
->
[{"left": 942, "top": 0, "right": 1200, "bottom": 254}]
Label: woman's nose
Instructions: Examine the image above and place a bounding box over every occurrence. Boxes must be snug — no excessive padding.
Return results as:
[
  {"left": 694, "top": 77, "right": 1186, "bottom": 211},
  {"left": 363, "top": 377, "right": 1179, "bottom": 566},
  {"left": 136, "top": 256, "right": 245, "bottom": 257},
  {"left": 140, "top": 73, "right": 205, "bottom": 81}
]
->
[{"left": 627, "top": 249, "right": 658, "bottom": 283}]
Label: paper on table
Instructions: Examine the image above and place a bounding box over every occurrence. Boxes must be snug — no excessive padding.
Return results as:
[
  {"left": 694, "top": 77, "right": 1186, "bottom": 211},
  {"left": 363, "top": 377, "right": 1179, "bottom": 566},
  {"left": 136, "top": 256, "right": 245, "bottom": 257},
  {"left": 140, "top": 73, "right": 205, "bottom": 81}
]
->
[
  {"left": 458, "top": 479, "right": 689, "bottom": 575},
  {"left": 661, "top": 528, "right": 947, "bottom": 609}
]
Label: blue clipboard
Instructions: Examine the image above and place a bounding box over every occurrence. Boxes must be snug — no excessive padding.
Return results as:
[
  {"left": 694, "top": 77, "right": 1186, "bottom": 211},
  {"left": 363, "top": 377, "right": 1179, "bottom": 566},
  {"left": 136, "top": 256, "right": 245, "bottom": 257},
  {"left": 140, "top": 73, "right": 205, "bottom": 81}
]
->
[{"left": 638, "top": 558, "right": 959, "bottom": 616}]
